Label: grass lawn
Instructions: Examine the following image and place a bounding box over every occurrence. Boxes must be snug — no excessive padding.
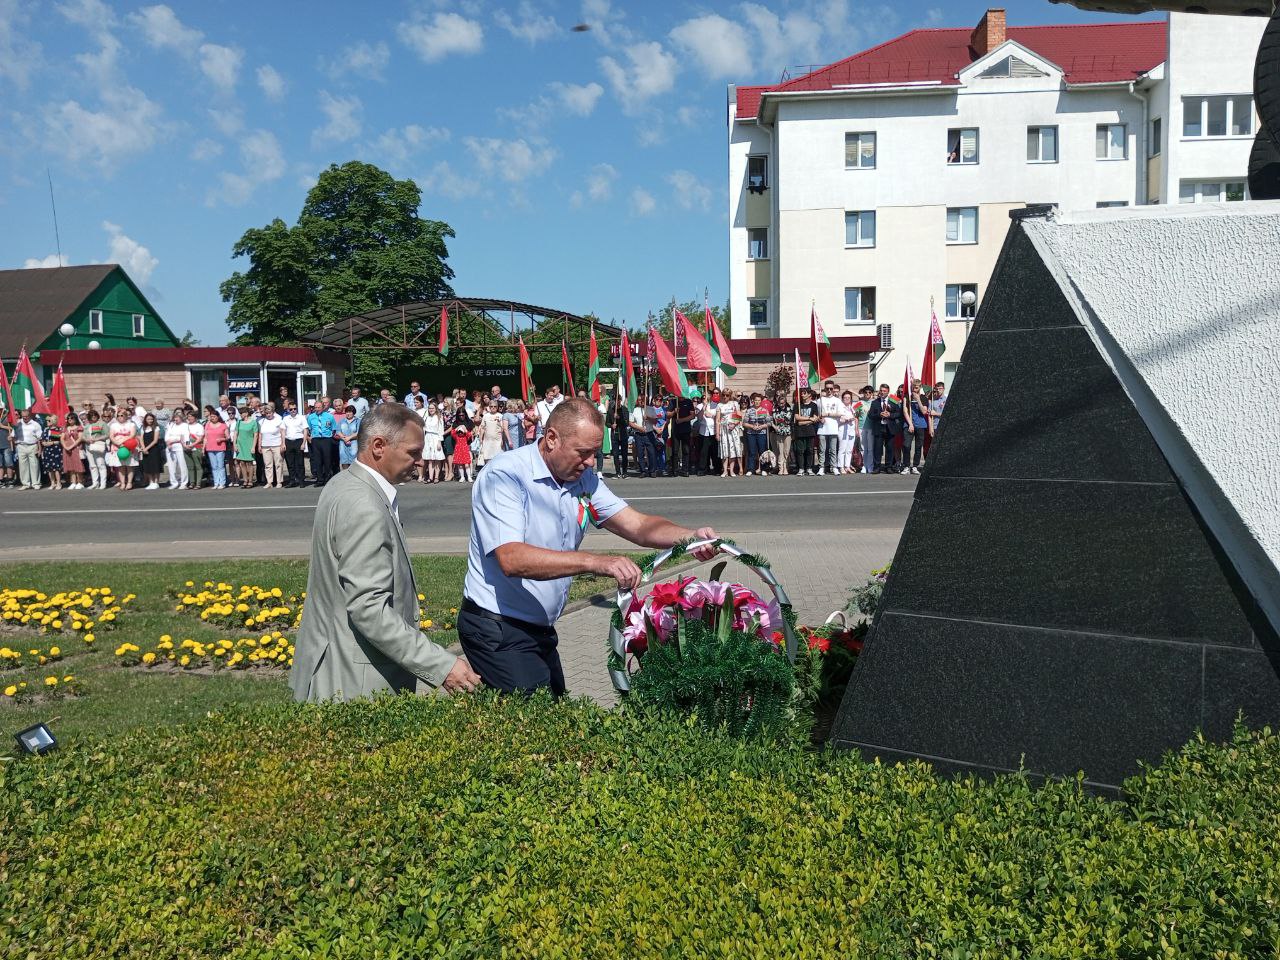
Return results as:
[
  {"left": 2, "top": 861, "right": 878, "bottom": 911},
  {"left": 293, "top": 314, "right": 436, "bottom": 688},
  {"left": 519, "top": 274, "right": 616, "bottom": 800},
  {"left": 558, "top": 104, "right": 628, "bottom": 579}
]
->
[{"left": 0, "top": 557, "right": 621, "bottom": 742}]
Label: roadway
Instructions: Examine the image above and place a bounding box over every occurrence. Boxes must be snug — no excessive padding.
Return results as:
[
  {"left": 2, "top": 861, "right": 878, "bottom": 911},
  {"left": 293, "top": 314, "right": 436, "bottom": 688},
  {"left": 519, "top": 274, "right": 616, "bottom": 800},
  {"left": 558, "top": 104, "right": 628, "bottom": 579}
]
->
[{"left": 0, "top": 472, "right": 919, "bottom": 560}]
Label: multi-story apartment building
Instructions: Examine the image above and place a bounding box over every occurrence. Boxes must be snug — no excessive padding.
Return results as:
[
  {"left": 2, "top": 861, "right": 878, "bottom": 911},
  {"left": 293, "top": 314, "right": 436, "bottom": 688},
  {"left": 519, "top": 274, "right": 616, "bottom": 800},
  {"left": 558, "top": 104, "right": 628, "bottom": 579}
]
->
[{"left": 727, "top": 9, "right": 1265, "bottom": 388}]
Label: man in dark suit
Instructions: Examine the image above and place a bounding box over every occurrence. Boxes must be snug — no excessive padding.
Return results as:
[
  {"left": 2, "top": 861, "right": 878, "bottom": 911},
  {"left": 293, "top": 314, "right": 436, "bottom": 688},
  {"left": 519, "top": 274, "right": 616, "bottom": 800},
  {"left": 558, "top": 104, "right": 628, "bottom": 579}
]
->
[{"left": 868, "top": 384, "right": 903, "bottom": 473}]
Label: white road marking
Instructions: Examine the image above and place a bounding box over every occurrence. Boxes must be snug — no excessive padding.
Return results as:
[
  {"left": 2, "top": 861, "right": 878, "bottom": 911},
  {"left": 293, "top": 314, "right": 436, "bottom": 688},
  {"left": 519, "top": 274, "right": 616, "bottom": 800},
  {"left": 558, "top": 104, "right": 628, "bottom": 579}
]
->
[{"left": 612, "top": 490, "right": 915, "bottom": 502}]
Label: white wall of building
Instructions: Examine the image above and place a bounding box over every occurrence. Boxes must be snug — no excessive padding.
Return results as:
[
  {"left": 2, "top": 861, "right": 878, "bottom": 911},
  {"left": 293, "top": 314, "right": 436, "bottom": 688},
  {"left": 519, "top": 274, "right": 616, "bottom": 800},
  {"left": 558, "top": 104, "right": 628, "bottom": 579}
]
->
[{"left": 726, "top": 12, "right": 1265, "bottom": 387}]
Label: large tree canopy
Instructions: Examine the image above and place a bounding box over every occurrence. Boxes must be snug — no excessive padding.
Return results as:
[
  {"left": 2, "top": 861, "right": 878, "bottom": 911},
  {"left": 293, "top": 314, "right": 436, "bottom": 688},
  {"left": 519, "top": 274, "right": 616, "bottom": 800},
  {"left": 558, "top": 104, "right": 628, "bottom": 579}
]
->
[{"left": 220, "top": 161, "right": 454, "bottom": 387}]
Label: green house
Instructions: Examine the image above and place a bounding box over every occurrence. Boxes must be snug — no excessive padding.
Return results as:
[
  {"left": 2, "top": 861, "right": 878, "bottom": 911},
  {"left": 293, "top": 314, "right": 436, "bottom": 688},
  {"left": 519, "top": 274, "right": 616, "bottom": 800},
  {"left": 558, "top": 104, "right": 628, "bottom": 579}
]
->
[{"left": 0, "top": 264, "right": 179, "bottom": 365}]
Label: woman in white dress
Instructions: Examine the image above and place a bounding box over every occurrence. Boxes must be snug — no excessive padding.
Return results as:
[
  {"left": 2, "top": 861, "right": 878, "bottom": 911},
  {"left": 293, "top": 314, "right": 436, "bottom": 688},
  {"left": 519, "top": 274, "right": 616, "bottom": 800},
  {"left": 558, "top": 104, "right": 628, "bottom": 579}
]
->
[
  {"left": 477, "top": 401, "right": 508, "bottom": 466},
  {"left": 715, "top": 393, "right": 743, "bottom": 478},
  {"left": 420, "top": 400, "right": 445, "bottom": 483}
]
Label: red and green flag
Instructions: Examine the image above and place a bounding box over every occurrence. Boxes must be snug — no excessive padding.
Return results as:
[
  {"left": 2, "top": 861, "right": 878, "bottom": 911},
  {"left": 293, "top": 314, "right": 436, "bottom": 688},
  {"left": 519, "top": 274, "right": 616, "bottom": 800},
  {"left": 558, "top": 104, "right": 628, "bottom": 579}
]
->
[
  {"left": 703, "top": 299, "right": 736, "bottom": 377},
  {"left": 517, "top": 335, "right": 534, "bottom": 404},
  {"left": 921, "top": 309, "right": 946, "bottom": 387},
  {"left": 48, "top": 362, "right": 71, "bottom": 427},
  {"left": 11, "top": 348, "right": 48, "bottom": 414},
  {"left": 807, "top": 304, "right": 837, "bottom": 390},
  {"left": 677, "top": 309, "right": 713, "bottom": 370},
  {"left": 561, "top": 339, "right": 576, "bottom": 396},
  {"left": 619, "top": 329, "right": 638, "bottom": 408},
  {"left": 587, "top": 326, "right": 601, "bottom": 402},
  {"left": 437, "top": 306, "right": 450, "bottom": 357},
  {"left": 649, "top": 325, "right": 692, "bottom": 398},
  {"left": 0, "top": 357, "right": 15, "bottom": 426}
]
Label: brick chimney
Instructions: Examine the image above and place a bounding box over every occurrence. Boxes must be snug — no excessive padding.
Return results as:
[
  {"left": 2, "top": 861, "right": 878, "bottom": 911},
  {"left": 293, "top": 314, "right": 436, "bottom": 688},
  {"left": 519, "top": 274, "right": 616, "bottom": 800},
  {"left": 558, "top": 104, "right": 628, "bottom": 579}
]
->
[{"left": 969, "top": 8, "right": 1006, "bottom": 58}]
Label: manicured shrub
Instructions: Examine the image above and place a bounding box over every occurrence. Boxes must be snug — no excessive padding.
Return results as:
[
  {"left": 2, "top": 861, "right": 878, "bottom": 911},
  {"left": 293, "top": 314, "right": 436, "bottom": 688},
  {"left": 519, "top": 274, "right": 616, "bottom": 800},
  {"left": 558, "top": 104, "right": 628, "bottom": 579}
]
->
[{"left": 2, "top": 697, "right": 1278, "bottom": 958}]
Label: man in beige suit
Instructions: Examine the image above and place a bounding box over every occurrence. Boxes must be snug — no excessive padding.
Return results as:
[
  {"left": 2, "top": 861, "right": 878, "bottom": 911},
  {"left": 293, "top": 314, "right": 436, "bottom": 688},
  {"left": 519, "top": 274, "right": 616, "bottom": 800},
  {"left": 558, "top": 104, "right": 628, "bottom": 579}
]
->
[{"left": 291, "top": 403, "right": 481, "bottom": 702}]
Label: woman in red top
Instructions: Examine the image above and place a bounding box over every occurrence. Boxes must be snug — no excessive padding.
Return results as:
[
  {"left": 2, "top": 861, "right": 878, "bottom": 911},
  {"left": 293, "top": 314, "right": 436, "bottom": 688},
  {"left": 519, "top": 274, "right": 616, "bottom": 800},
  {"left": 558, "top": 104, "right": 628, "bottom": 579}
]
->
[
  {"left": 451, "top": 411, "right": 474, "bottom": 483},
  {"left": 203, "top": 406, "right": 230, "bottom": 489}
]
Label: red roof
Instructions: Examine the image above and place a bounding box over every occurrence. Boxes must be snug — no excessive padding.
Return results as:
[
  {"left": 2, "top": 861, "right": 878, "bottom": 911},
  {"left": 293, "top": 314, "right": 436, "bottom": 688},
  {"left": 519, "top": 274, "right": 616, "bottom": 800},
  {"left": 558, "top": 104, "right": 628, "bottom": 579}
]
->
[{"left": 734, "top": 21, "right": 1166, "bottom": 120}]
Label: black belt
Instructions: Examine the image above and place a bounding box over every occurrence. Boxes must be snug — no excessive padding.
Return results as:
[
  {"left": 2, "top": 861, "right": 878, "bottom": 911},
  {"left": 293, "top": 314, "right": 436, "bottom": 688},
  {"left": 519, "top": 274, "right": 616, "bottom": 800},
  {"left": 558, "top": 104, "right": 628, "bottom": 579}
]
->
[{"left": 460, "top": 598, "right": 554, "bottom": 635}]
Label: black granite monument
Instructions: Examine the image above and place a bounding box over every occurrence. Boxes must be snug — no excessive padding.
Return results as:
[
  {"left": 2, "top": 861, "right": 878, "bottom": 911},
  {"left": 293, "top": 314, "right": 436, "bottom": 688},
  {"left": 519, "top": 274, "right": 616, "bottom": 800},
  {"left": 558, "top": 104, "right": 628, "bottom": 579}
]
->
[{"left": 831, "top": 211, "right": 1280, "bottom": 792}]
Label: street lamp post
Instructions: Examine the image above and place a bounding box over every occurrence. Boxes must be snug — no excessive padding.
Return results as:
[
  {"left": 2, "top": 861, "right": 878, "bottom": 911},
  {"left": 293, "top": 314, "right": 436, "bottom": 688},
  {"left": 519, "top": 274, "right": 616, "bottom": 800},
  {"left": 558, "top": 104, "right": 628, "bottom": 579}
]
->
[{"left": 960, "top": 289, "right": 978, "bottom": 342}]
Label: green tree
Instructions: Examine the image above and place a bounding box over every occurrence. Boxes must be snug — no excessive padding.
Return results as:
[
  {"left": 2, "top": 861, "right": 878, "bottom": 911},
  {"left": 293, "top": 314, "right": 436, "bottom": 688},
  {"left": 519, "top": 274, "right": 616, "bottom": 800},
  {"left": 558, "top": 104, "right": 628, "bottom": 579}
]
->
[
  {"left": 219, "top": 161, "right": 455, "bottom": 388},
  {"left": 177, "top": 329, "right": 200, "bottom": 346}
]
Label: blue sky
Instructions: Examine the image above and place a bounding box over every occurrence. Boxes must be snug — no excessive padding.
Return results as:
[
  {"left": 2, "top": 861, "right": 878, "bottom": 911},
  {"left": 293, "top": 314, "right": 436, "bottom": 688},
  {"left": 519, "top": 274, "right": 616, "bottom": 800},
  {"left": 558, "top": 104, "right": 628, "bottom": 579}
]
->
[{"left": 0, "top": 0, "right": 1153, "bottom": 344}]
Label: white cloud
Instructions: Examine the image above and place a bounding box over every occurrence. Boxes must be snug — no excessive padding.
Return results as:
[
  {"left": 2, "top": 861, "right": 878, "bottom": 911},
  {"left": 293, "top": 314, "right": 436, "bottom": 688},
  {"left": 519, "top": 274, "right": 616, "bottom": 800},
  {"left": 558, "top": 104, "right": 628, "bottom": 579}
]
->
[
  {"left": 199, "top": 42, "right": 242, "bottom": 90},
  {"left": 599, "top": 41, "right": 677, "bottom": 113},
  {"left": 326, "top": 40, "right": 390, "bottom": 80},
  {"left": 102, "top": 220, "right": 158, "bottom": 285},
  {"left": 208, "top": 107, "right": 243, "bottom": 136},
  {"left": 23, "top": 254, "right": 68, "bottom": 269},
  {"left": 921, "top": 6, "right": 944, "bottom": 26},
  {"left": 570, "top": 162, "right": 617, "bottom": 207},
  {"left": 209, "top": 129, "right": 285, "bottom": 205},
  {"left": 741, "top": 2, "right": 824, "bottom": 76},
  {"left": 0, "top": 0, "right": 43, "bottom": 89},
  {"left": 130, "top": 4, "right": 200, "bottom": 54},
  {"left": 500, "top": 80, "right": 603, "bottom": 130},
  {"left": 421, "top": 161, "right": 482, "bottom": 201},
  {"left": 675, "top": 105, "right": 702, "bottom": 127},
  {"left": 312, "top": 91, "right": 362, "bottom": 147},
  {"left": 364, "top": 123, "right": 450, "bottom": 168},
  {"left": 550, "top": 81, "right": 603, "bottom": 116},
  {"left": 190, "top": 137, "right": 222, "bottom": 160},
  {"left": 629, "top": 187, "right": 656, "bottom": 216},
  {"left": 398, "top": 11, "right": 484, "bottom": 63},
  {"left": 463, "top": 136, "right": 556, "bottom": 183},
  {"left": 495, "top": 2, "right": 559, "bottom": 44},
  {"left": 666, "top": 169, "right": 711, "bottom": 211},
  {"left": 579, "top": 0, "right": 632, "bottom": 48},
  {"left": 44, "top": 87, "right": 164, "bottom": 171},
  {"left": 256, "top": 64, "right": 286, "bottom": 101},
  {"left": 668, "top": 14, "right": 750, "bottom": 80}
]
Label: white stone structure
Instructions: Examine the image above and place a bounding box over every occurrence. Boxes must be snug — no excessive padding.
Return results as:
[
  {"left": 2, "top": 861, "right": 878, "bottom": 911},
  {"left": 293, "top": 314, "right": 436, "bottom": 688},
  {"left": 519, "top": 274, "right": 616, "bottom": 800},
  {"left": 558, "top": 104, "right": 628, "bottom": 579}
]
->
[{"left": 727, "top": 10, "right": 1265, "bottom": 387}]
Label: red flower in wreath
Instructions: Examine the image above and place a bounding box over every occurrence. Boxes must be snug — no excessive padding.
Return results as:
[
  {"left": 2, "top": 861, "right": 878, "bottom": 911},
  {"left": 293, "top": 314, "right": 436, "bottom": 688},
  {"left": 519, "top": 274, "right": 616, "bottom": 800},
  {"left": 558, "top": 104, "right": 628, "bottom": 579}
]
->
[
  {"left": 648, "top": 576, "right": 693, "bottom": 610},
  {"left": 806, "top": 634, "right": 831, "bottom": 653}
]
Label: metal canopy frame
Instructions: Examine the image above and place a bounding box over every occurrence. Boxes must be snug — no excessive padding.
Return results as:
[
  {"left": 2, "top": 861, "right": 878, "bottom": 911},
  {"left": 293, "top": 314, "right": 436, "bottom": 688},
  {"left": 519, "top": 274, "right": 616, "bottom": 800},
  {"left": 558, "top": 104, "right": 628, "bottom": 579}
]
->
[{"left": 299, "top": 297, "right": 622, "bottom": 354}]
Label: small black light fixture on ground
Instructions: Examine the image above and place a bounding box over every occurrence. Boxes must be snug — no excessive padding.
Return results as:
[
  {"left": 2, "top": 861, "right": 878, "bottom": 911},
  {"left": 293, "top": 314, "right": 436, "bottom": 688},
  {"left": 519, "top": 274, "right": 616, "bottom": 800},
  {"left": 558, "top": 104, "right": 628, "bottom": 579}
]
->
[{"left": 14, "top": 720, "right": 58, "bottom": 756}]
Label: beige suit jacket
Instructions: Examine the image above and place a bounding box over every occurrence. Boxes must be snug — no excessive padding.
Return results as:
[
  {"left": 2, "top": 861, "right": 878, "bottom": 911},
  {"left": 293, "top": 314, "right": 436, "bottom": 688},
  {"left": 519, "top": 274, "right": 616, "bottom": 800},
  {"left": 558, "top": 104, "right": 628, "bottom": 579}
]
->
[{"left": 290, "top": 465, "right": 457, "bottom": 702}]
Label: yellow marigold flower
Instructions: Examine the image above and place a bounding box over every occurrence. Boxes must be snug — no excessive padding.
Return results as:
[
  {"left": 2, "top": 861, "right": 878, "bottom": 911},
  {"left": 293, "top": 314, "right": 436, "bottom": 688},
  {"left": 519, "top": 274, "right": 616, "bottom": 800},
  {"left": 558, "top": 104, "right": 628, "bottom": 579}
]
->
[
  {"left": 49, "top": 646, "right": 61, "bottom": 657},
  {"left": 160, "top": 634, "right": 172, "bottom": 644},
  {"left": 179, "top": 654, "right": 191, "bottom": 666},
  {"left": 63, "top": 675, "right": 73, "bottom": 682},
  {"left": 51, "top": 620, "right": 62, "bottom": 629},
  {"left": 423, "top": 619, "right": 434, "bottom": 629},
  {"left": 44, "top": 676, "right": 58, "bottom": 686},
  {"left": 185, "top": 581, "right": 194, "bottom": 587},
  {"left": 29, "top": 649, "right": 38, "bottom": 656},
  {"left": 450, "top": 607, "right": 458, "bottom": 614},
  {"left": 84, "top": 633, "right": 95, "bottom": 643},
  {"left": 417, "top": 593, "right": 426, "bottom": 601},
  {"left": 142, "top": 652, "right": 156, "bottom": 665},
  {"left": 3, "top": 685, "right": 15, "bottom": 697},
  {"left": 271, "top": 587, "right": 282, "bottom": 598}
]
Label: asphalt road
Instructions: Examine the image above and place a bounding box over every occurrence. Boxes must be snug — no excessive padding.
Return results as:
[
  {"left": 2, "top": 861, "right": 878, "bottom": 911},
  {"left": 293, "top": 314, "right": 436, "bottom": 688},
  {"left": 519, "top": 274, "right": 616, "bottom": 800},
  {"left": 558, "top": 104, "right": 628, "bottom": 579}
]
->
[{"left": 0, "top": 472, "right": 918, "bottom": 560}]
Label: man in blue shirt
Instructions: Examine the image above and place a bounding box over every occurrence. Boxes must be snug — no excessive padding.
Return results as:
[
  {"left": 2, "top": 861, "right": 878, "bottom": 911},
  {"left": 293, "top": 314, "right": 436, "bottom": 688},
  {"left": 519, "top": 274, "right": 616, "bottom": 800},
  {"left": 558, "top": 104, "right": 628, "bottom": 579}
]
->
[
  {"left": 403, "top": 381, "right": 427, "bottom": 409},
  {"left": 306, "top": 399, "right": 338, "bottom": 486},
  {"left": 460, "top": 397, "right": 717, "bottom": 695}
]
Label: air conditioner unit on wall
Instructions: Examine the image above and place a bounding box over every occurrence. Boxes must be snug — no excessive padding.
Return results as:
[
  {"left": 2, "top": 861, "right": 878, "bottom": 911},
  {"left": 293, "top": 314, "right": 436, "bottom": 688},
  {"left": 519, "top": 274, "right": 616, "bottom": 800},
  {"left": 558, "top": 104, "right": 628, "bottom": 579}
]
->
[{"left": 878, "top": 324, "right": 893, "bottom": 350}]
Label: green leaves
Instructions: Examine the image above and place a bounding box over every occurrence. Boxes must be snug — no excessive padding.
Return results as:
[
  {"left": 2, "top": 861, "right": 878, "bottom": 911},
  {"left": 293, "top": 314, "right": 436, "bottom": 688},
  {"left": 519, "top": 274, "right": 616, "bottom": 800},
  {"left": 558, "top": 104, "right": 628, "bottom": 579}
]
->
[{"left": 3, "top": 697, "right": 1280, "bottom": 958}]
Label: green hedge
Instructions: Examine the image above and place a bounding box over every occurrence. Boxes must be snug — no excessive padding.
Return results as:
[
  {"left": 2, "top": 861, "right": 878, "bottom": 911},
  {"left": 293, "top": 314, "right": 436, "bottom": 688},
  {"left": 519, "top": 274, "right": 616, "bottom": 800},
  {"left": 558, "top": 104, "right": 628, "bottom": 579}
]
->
[{"left": 3, "top": 696, "right": 1280, "bottom": 958}]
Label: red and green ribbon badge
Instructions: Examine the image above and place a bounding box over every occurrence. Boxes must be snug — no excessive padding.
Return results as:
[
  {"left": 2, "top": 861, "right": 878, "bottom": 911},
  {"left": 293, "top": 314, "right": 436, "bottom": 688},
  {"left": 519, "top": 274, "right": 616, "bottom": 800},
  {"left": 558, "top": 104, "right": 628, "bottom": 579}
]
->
[{"left": 576, "top": 494, "right": 603, "bottom": 534}]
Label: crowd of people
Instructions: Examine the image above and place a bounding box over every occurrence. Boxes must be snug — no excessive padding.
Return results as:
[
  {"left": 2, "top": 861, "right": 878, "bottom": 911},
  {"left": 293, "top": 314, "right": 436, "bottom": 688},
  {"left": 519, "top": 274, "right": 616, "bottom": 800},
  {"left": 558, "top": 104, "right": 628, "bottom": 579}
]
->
[{"left": 0, "top": 377, "right": 945, "bottom": 491}]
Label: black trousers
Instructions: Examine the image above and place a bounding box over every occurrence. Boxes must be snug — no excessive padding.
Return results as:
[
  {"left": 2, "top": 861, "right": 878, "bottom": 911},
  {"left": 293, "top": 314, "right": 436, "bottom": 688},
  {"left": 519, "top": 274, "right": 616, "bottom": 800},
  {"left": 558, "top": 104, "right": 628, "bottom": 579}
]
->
[
  {"left": 874, "top": 431, "right": 896, "bottom": 471},
  {"left": 907, "top": 428, "right": 927, "bottom": 467},
  {"left": 793, "top": 435, "right": 815, "bottom": 472},
  {"left": 611, "top": 428, "right": 628, "bottom": 476},
  {"left": 668, "top": 433, "right": 692, "bottom": 475},
  {"left": 457, "top": 605, "right": 564, "bottom": 696},
  {"left": 696, "top": 434, "right": 721, "bottom": 474},
  {"left": 283, "top": 438, "right": 304, "bottom": 485}
]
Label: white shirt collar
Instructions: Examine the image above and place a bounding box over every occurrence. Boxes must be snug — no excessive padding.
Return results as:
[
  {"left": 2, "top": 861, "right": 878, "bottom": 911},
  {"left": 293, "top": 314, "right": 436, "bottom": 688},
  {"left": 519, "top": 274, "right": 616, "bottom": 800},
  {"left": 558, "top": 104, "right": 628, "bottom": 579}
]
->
[{"left": 351, "top": 460, "right": 399, "bottom": 518}]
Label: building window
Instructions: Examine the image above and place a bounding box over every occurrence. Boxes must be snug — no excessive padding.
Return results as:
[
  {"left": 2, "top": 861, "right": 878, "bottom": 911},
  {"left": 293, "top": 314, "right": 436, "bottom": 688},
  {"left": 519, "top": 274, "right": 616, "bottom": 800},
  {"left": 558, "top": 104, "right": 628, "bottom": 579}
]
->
[
  {"left": 747, "top": 228, "right": 768, "bottom": 260},
  {"left": 1183, "top": 96, "right": 1252, "bottom": 138},
  {"left": 1149, "top": 117, "right": 1162, "bottom": 157},
  {"left": 844, "top": 210, "right": 876, "bottom": 247},
  {"left": 747, "top": 155, "right": 768, "bottom": 193},
  {"left": 748, "top": 299, "right": 769, "bottom": 328},
  {"left": 1179, "top": 180, "right": 1248, "bottom": 203},
  {"left": 946, "top": 128, "right": 978, "bottom": 165},
  {"left": 844, "top": 287, "right": 876, "bottom": 325},
  {"left": 845, "top": 131, "right": 876, "bottom": 169},
  {"left": 945, "top": 207, "right": 978, "bottom": 244},
  {"left": 945, "top": 283, "right": 978, "bottom": 320},
  {"left": 88, "top": 309, "right": 103, "bottom": 333},
  {"left": 1026, "top": 126, "right": 1058, "bottom": 163},
  {"left": 1096, "top": 200, "right": 1129, "bottom": 208},
  {"left": 132, "top": 313, "right": 145, "bottom": 337},
  {"left": 1096, "top": 124, "right": 1127, "bottom": 160}
]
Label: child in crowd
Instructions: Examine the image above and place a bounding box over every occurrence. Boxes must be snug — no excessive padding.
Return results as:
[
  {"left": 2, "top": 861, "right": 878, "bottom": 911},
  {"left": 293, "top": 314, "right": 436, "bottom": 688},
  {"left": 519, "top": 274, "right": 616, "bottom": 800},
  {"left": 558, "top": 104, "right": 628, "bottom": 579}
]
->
[{"left": 451, "top": 412, "right": 474, "bottom": 483}]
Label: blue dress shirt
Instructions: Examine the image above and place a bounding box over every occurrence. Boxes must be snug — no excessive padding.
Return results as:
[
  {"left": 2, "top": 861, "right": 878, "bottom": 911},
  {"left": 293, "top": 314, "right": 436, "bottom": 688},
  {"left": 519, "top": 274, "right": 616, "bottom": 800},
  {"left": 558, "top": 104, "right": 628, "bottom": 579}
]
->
[
  {"left": 464, "top": 441, "right": 627, "bottom": 626},
  {"left": 307, "top": 411, "right": 337, "bottom": 438}
]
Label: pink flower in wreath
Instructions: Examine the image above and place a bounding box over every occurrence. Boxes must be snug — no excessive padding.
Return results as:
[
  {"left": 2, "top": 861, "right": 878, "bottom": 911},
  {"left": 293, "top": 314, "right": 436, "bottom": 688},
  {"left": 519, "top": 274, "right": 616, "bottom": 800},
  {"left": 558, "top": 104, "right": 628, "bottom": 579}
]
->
[{"left": 678, "top": 579, "right": 732, "bottom": 613}]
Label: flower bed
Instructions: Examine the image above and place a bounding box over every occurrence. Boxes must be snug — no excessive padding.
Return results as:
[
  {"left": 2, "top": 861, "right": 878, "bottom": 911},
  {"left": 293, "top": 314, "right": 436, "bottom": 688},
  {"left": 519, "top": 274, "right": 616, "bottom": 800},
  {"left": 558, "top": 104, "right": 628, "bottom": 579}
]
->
[{"left": 0, "top": 586, "right": 128, "bottom": 640}]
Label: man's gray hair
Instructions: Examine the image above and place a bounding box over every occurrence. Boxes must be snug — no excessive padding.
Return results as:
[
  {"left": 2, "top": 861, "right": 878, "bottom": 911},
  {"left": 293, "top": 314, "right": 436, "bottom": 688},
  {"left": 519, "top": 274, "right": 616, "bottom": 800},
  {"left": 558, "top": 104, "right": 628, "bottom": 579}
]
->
[
  {"left": 357, "top": 402, "right": 421, "bottom": 448},
  {"left": 545, "top": 396, "right": 604, "bottom": 435}
]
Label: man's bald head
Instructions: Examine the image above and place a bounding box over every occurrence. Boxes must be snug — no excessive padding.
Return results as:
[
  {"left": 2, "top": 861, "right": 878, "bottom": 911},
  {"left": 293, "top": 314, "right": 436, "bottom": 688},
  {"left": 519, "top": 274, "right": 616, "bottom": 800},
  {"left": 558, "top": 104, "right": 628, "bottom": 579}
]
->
[{"left": 545, "top": 396, "right": 604, "bottom": 437}]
